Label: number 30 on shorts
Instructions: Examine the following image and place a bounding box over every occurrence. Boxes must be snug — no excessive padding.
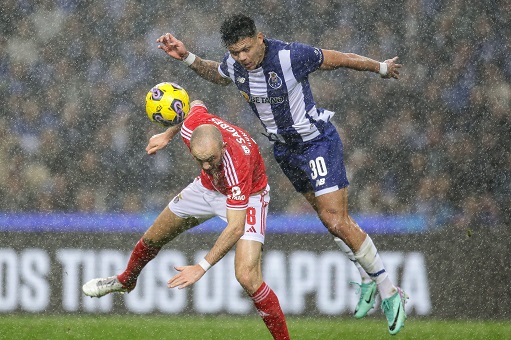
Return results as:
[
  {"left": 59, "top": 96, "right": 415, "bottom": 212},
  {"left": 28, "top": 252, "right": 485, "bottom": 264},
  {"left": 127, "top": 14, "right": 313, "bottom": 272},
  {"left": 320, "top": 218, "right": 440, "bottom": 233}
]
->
[{"left": 309, "top": 157, "right": 328, "bottom": 179}]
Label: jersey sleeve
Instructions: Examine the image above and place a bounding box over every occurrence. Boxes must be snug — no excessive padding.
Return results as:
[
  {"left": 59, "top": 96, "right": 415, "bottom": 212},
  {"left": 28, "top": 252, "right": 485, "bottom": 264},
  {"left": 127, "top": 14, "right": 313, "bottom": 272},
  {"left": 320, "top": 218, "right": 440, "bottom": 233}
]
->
[
  {"left": 218, "top": 52, "right": 231, "bottom": 78},
  {"left": 190, "top": 103, "right": 209, "bottom": 115},
  {"left": 289, "top": 42, "right": 324, "bottom": 80},
  {"left": 181, "top": 104, "right": 209, "bottom": 146}
]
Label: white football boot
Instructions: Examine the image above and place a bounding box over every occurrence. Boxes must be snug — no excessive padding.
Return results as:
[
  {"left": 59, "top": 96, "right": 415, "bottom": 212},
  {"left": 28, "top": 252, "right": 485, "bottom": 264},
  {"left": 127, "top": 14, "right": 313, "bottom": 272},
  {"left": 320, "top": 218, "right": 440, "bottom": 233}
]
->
[{"left": 82, "top": 276, "right": 134, "bottom": 298}]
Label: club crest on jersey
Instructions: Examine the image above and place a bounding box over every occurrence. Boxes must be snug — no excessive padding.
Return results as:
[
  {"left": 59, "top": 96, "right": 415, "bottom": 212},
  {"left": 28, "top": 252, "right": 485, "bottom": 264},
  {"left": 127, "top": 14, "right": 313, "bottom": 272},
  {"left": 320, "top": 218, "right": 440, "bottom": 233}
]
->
[{"left": 267, "top": 72, "right": 282, "bottom": 89}]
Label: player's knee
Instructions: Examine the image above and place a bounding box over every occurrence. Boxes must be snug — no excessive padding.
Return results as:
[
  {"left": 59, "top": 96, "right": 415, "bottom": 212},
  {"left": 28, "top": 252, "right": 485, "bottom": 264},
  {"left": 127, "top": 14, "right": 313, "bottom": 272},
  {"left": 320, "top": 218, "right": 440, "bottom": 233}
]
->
[
  {"left": 318, "top": 208, "right": 346, "bottom": 226},
  {"left": 141, "top": 236, "right": 166, "bottom": 248},
  {"left": 235, "top": 269, "right": 254, "bottom": 288},
  {"left": 235, "top": 267, "right": 261, "bottom": 293},
  {"left": 318, "top": 210, "right": 351, "bottom": 235}
]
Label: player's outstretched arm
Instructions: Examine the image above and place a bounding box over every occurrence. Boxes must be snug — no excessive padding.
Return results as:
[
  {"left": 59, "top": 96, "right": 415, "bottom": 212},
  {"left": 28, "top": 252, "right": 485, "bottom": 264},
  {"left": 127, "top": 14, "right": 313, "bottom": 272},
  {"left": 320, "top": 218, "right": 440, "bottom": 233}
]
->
[
  {"left": 146, "top": 123, "right": 182, "bottom": 155},
  {"left": 157, "top": 33, "right": 231, "bottom": 86},
  {"left": 189, "top": 56, "right": 232, "bottom": 85},
  {"left": 320, "top": 50, "right": 401, "bottom": 79},
  {"left": 167, "top": 209, "right": 246, "bottom": 289}
]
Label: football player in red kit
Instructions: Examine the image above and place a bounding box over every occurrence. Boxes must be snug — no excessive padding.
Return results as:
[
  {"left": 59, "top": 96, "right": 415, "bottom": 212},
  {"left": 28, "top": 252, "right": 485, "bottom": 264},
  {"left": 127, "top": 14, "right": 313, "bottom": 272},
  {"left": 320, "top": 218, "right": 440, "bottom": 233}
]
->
[{"left": 83, "top": 83, "right": 289, "bottom": 340}]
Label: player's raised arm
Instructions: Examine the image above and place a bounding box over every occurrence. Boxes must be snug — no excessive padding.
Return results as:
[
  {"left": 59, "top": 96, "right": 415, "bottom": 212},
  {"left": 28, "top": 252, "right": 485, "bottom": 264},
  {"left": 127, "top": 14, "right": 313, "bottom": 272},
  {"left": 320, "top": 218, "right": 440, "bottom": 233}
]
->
[
  {"left": 145, "top": 124, "right": 181, "bottom": 155},
  {"left": 157, "top": 33, "right": 231, "bottom": 86},
  {"left": 188, "top": 55, "right": 232, "bottom": 86},
  {"left": 167, "top": 208, "right": 246, "bottom": 289},
  {"left": 320, "top": 49, "right": 401, "bottom": 79}
]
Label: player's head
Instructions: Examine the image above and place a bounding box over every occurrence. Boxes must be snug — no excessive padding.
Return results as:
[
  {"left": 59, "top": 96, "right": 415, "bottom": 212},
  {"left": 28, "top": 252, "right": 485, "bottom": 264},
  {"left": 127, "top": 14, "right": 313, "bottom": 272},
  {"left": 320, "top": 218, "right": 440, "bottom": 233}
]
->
[
  {"left": 220, "top": 14, "right": 265, "bottom": 71},
  {"left": 220, "top": 14, "right": 257, "bottom": 46},
  {"left": 190, "top": 125, "right": 226, "bottom": 175}
]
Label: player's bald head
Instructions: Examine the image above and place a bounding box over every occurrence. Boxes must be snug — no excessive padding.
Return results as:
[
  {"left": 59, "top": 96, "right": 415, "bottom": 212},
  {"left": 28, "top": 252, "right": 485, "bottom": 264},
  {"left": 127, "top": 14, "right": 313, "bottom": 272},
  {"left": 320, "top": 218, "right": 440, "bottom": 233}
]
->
[
  {"left": 190, "top": 124, "right": 224, "bottom": 162},
  {"left": 191, "top": 124, "right": 223, "bottom": 148}
]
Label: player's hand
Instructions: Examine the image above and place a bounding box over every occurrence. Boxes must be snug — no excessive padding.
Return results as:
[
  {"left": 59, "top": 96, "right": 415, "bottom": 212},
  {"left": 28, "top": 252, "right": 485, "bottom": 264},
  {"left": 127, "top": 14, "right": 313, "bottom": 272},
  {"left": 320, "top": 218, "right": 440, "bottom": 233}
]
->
[
  {"left": 168, "top": 265, "right": 206, "bottom": 289},
  {"left": 146, "top": 132, "right": 170, "bottom": 155},
  {"left": 156, "top": 33, "right": 188, "bottom": 60},
  {"left": 382, "top": 56, "right": 401, "bottom": 79}
]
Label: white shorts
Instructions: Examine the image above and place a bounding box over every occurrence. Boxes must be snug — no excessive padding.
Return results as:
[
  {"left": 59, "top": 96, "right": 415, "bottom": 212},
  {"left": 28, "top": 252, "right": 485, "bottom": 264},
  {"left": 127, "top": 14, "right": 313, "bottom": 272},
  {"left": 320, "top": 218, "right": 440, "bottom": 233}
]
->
[{"left": 168, "top": 178, "right": 269, "bottom": 244}]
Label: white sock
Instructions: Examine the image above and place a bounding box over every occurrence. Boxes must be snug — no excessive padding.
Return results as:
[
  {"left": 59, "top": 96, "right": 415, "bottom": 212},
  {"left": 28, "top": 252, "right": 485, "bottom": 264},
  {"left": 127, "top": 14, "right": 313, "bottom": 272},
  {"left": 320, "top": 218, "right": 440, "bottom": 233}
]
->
[
  {"left": 353, "top": 235, "right": 396, "bottom": 299},
  {"left": 334, "top": 237, "right": 372, "bottom": 283},
  {"left": 377, "top": 276, "right": 397, "bottom": 300}
]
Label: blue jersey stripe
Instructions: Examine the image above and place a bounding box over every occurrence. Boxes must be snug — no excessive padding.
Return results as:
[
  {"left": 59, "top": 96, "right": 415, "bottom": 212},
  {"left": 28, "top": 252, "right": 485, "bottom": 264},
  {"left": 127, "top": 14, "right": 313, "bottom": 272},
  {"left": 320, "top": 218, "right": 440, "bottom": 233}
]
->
[{"left": 265, "top": 51, "right": 296, "bottom": 135}]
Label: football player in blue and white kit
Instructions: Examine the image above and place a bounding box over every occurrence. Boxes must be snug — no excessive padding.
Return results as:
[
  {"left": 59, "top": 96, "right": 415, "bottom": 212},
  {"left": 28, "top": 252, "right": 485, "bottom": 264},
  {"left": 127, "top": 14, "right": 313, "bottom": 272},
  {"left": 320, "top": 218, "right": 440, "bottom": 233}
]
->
[{"left": 154, "top": 14, "right": 407, "bottom": 335}]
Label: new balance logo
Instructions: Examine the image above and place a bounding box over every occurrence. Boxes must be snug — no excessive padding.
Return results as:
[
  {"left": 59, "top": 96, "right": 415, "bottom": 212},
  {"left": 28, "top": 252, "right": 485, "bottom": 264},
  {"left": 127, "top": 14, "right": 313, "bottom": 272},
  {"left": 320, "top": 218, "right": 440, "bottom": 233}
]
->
[
  {"left": 315, "top": 178, "right": 325, "bottom": 186},
  {"left": 247, "top": 226, "right": 257, "bottom": 233}
]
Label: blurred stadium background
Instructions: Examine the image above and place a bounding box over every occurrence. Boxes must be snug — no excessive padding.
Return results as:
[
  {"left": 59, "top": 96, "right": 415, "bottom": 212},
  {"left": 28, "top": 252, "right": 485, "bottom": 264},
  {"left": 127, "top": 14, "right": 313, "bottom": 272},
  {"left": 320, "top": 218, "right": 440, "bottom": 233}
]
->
[{"left": 1, "top": 0, "right": 510, "bottom": 327}]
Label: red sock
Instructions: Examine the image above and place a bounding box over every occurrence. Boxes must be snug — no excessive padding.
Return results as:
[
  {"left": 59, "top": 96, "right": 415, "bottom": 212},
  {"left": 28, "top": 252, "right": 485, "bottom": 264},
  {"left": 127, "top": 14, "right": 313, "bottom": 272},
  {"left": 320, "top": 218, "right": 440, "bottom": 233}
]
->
[
  {"left": 250, "top": 282, "right": 290, "bottom": 340},
  {"left": 117, "top": 238, "right": 160, "bottom": 288}
]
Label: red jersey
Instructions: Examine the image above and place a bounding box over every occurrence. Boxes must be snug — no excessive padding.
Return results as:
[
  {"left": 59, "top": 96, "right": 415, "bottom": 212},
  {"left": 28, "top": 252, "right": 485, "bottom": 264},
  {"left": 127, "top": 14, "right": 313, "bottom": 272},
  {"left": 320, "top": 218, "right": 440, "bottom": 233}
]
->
[{"left": 181, "top": 104, "right": 268, "bottom": 210}]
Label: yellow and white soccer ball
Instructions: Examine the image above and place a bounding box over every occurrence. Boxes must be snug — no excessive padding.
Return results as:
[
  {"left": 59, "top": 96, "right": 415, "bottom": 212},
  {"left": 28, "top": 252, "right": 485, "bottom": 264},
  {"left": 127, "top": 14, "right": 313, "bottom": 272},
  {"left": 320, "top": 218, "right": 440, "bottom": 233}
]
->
[{"left": 145, "top": 82, "right": 190, "bottom": 127}]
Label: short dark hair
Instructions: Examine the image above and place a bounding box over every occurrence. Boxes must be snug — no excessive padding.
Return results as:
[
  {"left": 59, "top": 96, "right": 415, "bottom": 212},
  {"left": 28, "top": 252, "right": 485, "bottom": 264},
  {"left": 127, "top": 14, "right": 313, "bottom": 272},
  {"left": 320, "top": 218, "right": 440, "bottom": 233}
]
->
[{"left": 220, "top": 14, "right": 257, "bottom": 47}]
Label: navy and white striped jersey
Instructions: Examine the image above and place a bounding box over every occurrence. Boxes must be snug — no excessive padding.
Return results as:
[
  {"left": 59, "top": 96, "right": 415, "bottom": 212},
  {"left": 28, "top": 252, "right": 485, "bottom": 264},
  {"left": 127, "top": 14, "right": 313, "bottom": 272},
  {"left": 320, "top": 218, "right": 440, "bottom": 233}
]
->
[{"left": 218, "top": 38, "right": 334, "bottom": 143}]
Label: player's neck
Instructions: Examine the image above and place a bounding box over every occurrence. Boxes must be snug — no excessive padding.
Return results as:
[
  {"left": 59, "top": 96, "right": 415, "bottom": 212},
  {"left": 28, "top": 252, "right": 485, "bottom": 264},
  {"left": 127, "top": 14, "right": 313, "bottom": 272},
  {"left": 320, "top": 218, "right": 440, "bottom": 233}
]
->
[{"left": 254, "top": 40, "right": 267, "bottom": 69}]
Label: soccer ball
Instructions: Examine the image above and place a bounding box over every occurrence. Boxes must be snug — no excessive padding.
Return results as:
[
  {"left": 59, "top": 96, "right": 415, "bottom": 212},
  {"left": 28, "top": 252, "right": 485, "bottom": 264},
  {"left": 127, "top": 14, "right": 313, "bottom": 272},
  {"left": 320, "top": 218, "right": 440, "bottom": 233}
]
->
[{"left": 145, "top": 82, "right": 190, "bottom": 127}]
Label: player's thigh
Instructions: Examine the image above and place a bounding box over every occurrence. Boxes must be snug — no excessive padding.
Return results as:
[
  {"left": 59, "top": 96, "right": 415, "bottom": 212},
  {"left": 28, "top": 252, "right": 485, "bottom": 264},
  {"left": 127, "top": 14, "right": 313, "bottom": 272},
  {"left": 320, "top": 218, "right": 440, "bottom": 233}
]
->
[
  {"left": 170, "top": 178, "right": 218, "bottom": 219},
  {"left": 143, "top": 206, "right": 197, "bottom": 244},
  {"left": 233, "top": 190, "right": 268, "bottom": 293},
  {"left": 146, "top": 180, "right": 216, "bottom": 244},
  {"left": 235, "top": 239, "right": 262, "bottom": 272}
]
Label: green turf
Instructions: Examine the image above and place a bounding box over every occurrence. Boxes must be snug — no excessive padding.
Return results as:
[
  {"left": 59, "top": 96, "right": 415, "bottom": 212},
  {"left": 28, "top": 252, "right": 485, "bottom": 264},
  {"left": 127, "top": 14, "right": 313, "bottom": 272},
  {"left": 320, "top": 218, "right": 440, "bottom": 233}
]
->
[{"left": 0, "top": 315, "right": 510, "bottom": 340}]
